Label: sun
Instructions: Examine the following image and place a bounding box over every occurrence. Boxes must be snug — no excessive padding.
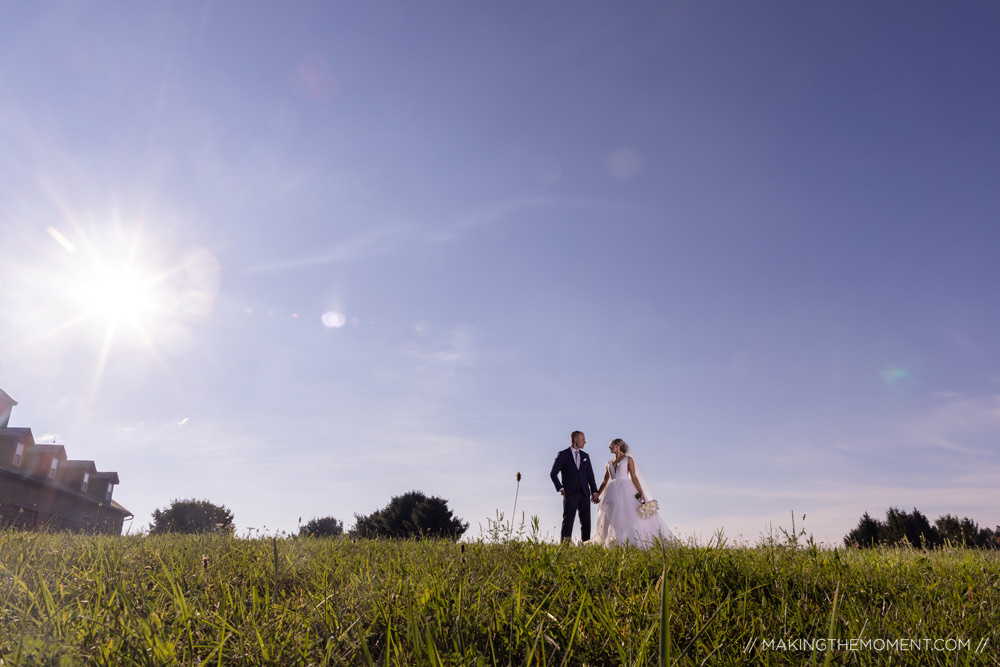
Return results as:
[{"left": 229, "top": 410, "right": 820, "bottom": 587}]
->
[
  {"left": 3, "top": 216, "right": 221, "bottom": 405},
  {"left": 78, "top": 264, "right": 160, "bottom": 328},
  {"left": 10, "top": 222, "right": 187, "bottom": 399},
  {"left": 45, "top": 224, "right": 181, "bottom": 395},
  {"left": 53, "top": 224, "right": 173, "bottom": 342}
]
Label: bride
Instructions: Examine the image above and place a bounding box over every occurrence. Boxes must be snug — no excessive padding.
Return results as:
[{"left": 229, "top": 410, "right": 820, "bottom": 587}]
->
[{"left": 594, "top": 438, "right": 676, "bottom": 547}]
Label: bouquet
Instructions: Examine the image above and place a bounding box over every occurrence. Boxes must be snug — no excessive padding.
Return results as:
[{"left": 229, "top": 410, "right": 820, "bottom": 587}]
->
[
  {"left": 639, "top": 500, "right": 659, "bottom": 519},
  {"left": 635, "top": 493, "right": 659, "bottom": 519}
]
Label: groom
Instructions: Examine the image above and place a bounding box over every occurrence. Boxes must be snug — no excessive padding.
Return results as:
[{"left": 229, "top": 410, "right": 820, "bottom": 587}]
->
[{"left": 550, "top": 430, "right": 600, "bottom": 542}]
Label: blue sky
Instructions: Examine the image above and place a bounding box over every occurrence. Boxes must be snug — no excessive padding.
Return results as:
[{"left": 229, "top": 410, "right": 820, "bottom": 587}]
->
[{"left": 1, "top": 2, "right": 999, "bottom": 544}]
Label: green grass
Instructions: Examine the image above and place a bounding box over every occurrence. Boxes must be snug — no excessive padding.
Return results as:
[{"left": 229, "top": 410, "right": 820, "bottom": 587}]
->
[{"left": 0, "top": 531, "right": 997, "bottom": 665}]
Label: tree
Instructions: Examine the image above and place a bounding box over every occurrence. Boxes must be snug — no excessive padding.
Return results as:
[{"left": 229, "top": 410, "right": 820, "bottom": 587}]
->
[
  {"left": 846, "top": 508, "right": 1000, "bottom": 549},
  {"left": 299, "top": 516, "right": 344, "bottom": 538},
  {"left": 935, "top": 514, "right": 996, "bottom": 548},
  {"left": 844, "top": 512, "right": 881, "bottom": 547},
  {"left": 150, "top": 498, "right": 235, "bottom": 535},
  {"left": 351, "top": 490, "right": 468, "bottom": 540},
  {"left": 936, "top": 514, "right": 969, "bottom": 546},
  {"left": 985, "top": 527, "right": 1000, "bottom": 549},
  {"left": 883, "top": 507, "right": 940, "bottom": 548}
]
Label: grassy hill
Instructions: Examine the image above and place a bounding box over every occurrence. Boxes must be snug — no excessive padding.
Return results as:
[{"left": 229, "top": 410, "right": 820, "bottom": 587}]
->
[{"left": 0, "top": 531, "right": 997, "bottom": 665}]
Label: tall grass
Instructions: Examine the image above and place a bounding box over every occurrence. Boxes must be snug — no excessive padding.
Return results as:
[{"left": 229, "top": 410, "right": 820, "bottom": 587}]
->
[{"left": 0, "top": 530, "right": 996, "bottom": 665}]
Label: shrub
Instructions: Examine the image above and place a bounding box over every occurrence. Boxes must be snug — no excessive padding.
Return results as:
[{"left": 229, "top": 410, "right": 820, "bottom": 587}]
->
[
  {"left": 149, "top": 498, "right": 235, "bottom": 535},
  {"left": 299, "top": 516, "right": 344, "bottom": 537},
  {"left": 351, "top": 490, "right": 467, "bottom": 540}
]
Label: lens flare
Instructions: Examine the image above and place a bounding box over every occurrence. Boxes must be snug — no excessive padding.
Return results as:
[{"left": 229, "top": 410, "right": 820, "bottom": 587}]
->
[
  {"left": 880, "top": 366, "right": 910, "bottom": 385},
  {"left": 607, "top": 146, "right": 643, "bottom": 181},
  {"left": 322, "top": 311, "right": 346, "bottom": 328}
]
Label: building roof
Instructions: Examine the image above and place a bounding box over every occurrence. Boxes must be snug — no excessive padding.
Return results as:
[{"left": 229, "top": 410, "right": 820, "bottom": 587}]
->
[
  {"left": 29, "top": 444, "right": 67, "bottom": 458},
  {"left": 61, "top": 460, "right": 98, "bottom": 475},
  {"left": 109, "top": 499, "right": 133, "bottom": 518},
  {"left": 0, "top": 427, "right": 35, "bottom": 442},
  {"left": 0, "top": 388, "right": 17, "bottom": 407}
]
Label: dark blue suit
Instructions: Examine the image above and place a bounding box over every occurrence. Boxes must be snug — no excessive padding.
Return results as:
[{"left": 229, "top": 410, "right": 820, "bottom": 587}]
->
[{"left": 550, "top": 447, "right": 599, "bottom": 541}]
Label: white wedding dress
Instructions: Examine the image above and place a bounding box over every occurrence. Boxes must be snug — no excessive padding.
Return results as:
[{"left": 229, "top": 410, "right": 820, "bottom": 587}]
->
[{"left": 594, "top": 455, "right": 676, "bottom": 547}]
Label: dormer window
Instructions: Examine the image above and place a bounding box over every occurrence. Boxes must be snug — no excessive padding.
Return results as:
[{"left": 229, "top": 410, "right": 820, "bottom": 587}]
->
[
  {"left": 12, "top": 443, "right": 24, "bottom": 467},
  {"left": 105, "top": 483, "right": 114, "bottom": 502},
  {"left": 81, "top": 472, "right": 89, "bottom": 492},
  {"left": 48, "top": 458, "right": 58, "bottom": 479}
]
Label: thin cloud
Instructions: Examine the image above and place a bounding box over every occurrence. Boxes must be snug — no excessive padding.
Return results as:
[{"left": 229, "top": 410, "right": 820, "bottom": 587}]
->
[
  {"left": 669, "top": 479, "right": 1000, "bottom": 509},
  {"left": 403, "top": 326, "right": 476, "bottom": 366},
  {"left": 243, "top": 224, "right": 413, "bottom": 274},
  {"left": 892, "top": 394, "right": 1000, "bottom": 456},
  {"left": 749, "top": 394, "right": 1000, "bottom": 464},
  {"left": 429, "top": 195, "right": 627, "bottom": 243},
  {"left": 241, "top": 196, "right": 623, "bottom": 274}
]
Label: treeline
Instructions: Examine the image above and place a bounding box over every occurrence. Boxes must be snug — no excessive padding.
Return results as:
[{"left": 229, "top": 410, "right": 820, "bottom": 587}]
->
[
  {"left": 301, "top": 490, "right": 468, "bottom": 539},
  {"left": 148, "top": 491, "right": 468, "bottom": 541},
  {"left": 845, "top": 507, "right": 1000, "bottom": 548}
]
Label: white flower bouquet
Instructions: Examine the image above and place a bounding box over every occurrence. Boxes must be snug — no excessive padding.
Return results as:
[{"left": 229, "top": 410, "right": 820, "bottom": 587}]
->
[{"left": 638, "top": 499, "right": 659, "bottom": 519}]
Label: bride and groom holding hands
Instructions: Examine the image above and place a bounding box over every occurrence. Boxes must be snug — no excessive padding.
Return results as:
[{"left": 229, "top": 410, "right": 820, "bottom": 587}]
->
[{"left": 550, "top": 430, "right": 675, "bottom": 546}]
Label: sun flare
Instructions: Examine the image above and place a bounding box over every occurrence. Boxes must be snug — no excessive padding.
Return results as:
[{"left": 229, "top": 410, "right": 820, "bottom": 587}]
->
[
  {"left": 79, "top": 266, "right": 158, "bottom": 325},
  {"left": 8, "top": 220, "right": 222, "bottom": 403}
]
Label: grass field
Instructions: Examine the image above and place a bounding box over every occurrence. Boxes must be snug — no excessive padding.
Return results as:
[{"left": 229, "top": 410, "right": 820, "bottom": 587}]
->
[{"left": 0, "top": 529, "right": 997, "bottom": 666}]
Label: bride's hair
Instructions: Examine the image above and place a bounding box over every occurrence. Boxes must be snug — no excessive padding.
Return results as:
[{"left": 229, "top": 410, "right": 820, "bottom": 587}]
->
[{"left": 611, "top": 438, "right": 629, "bottom": 454}]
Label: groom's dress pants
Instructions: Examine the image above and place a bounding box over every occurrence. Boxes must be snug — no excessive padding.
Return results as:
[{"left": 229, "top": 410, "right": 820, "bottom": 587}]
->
[{"left": 562, "top": 490, "right": 591, "bottom": 542}]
